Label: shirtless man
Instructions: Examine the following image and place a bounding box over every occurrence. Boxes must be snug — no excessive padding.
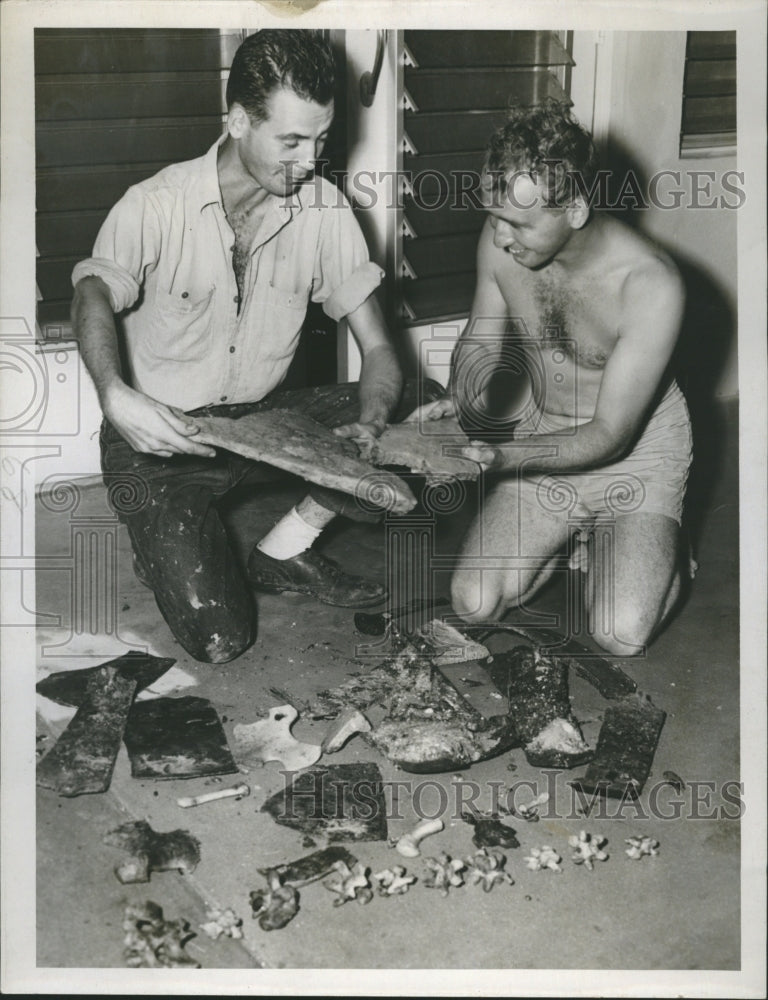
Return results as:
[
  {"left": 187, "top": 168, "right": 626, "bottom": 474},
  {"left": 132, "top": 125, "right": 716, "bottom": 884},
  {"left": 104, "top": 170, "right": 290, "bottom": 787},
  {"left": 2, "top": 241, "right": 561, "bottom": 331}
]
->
[{"left": 410, "top": 102, "right": 692, "bottom": 656}]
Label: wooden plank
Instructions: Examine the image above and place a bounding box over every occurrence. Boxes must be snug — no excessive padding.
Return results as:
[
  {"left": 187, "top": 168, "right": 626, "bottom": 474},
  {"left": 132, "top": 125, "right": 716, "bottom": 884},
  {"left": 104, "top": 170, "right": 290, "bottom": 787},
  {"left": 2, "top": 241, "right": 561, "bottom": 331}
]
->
[
  {"left": 404, "top": 230, "right": 480, "bottom": 279},
  {"left": 38, "top": 257, "right": 91, "bottom": 302},
  {"left": 403, "top": 202, "right": 485, "bottom": 239},
  {"left": 35, "top": 28, "right": 226, "bottom": 75},
  {"left": 405, "top": 110, "right": 507, "bottom": 155},
  {"left": 684, "top": 59, "right": 737, "bottom": 96},
  {"left": 686, "top": 30, "right": 736, "bottom": 61},
  {"left": 404, "top": 149, "right": 487, "bottom": 195},
  {"left": 404, "top": 67, "right": 567, "bottom": 112},
  {"left": 35, "top": 72, "right": 223, "bottom": 121},
  {"left": 682, "top": 95, "right": 737, "bottom": 134},
  {"left": 36, "top": 164, "right": 169, "bottom": 211},
  {"left": 36, "top": 209, "right": 106, "bottom": 257},
  {"left": 405, "top": 30, "right": 572, "bottom": 69},
  {"left": 194, "top": 409, "right": 417, "bottom": 514},
  {"left": 36, "top": 118, "right": 223, "bottom": 169},
  {"left": 402, "top": 271, "right": 476, "bottom": 323}
]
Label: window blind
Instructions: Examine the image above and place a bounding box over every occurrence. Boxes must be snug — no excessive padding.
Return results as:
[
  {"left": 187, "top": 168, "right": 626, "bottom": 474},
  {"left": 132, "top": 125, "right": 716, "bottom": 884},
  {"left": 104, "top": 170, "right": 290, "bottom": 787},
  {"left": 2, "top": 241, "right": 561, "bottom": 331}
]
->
[
  {"left": 399, "top": 30, "right": 573, "bottom": 325},
  {"left": 680, "top": 31, "right": 736, "bottom": 154},
  {"left": 35, "top": 29, "right": 238, "bottom": 337}
]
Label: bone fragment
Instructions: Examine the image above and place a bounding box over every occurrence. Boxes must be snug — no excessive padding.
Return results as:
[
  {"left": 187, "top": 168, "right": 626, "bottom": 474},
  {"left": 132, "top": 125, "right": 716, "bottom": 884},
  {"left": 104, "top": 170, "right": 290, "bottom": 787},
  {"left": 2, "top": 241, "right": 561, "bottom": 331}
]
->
[
  {"left": 321, "top": 709, "right": 372, "bottom": 753},
  {"left": 177, "top": 783, "right": 250, "bottom": 808},
  {"left": 396, "top": 817, "right": 444, "bottom": 858}
]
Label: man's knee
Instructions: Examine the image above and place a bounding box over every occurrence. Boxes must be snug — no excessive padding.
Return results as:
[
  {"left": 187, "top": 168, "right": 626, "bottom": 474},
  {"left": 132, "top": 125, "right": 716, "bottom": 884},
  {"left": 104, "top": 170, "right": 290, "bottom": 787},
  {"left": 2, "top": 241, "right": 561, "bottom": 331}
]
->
[
  {"left": 199, "top": 625, "right": 255, "bottom": 664},
  {"left": 451, "top": 569, "right": 508, "bottom": 623},
  {"left": 152, "top": 588, "right": 256, "bottom": 664},
  {"left": 592, "top": 604, "right": 651, "bottom": 657},
  {"left": 178, "top": 615, "right": 256, "bottom": 664}
]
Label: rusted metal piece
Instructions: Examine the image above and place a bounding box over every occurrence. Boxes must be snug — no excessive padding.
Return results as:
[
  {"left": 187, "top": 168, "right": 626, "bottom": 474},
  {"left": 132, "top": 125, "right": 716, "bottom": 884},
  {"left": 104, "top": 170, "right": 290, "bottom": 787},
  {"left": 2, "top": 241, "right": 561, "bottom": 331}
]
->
[
  {"left": 36, "top": 651, "right": 174, "bottom": 707},
  {"left": 472, "top": 624, "right": 637, "bottom": 699},
  {"left": 489, "top": 645, "right": 593, "bottom": 769},
  {"left": 261, "top": 762, "right": 388, "bottom": 842},
  {"left": 122, "top": 695, "right": 238, "bottom": 780},
  {"left": 36, "top": 664, "right": 138, "bottom": 797},
  {"left": 570, "top": 693, "right": 666, "bottom": 800}
]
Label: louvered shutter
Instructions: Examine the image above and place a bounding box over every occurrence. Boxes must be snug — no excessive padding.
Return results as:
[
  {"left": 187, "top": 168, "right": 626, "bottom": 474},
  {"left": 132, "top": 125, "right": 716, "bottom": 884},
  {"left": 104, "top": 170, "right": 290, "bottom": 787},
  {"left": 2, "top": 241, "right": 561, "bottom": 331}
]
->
[
  {"left": 399, "top": 30, "right": 573, "bottom": 325},
  {"left": 680, "top": 31, "right": 736, "bottom": 154},
  {"left": 35, "top": 29, "right": 238, "bottom": 337}
]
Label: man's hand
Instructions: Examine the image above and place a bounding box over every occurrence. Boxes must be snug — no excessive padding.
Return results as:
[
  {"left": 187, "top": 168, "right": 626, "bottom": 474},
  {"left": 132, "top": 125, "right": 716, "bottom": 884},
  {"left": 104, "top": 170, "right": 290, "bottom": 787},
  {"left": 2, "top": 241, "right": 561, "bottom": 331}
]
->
[
  {"left": 404, "top": 395, "right": 456, "bottom": 423},
  {"left": 461, "top": 439, "right": 503, "bottom": 472},
  {"left": 102, "top": 383, "right": 216, "bottom": 458},
  {"left": 333, "top": 419, "right": 386, "bottom": 446}
]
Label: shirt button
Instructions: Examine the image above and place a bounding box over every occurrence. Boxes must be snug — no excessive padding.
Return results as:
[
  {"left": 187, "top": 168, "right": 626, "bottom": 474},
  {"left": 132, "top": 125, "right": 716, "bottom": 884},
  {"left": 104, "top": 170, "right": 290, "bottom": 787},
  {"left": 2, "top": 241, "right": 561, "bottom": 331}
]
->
[
  {"left": 181, "top": 291, "right": 189, "bottom": 299},
  {"left": 220, "top": 395, "right": 228, "bottom": 402},
  {"left": 229, "top": 346, "right": 236, "bottom": 353}
]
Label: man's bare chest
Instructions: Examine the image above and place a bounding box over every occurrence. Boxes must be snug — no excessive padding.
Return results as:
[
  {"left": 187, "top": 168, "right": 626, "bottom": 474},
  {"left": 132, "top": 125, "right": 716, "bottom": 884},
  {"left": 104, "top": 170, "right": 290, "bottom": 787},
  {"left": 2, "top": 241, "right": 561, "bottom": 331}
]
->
[
  {"left": 503, "top": 271, "right": 619, "bottom": 370},
  {"left": 227, "top": 206, "right": 268, "bottom": 297}
]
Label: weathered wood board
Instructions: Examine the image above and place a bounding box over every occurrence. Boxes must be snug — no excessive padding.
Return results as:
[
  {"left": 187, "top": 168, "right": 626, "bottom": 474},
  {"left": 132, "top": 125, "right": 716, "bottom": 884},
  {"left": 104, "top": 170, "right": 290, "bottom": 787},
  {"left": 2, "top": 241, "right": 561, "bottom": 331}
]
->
[
  {"left": 363, "top": 418, "right": 481, "bottom": 480},
  {"left": 195, "top": 409, "right": 416, "bottom": 514}
]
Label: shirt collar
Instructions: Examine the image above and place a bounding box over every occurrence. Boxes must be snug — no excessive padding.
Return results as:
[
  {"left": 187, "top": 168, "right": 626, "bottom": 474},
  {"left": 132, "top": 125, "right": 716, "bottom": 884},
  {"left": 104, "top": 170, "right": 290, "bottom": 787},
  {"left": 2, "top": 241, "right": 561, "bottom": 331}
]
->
[{"left": 195, "top": 135, "right": 307, "bottom": 219}]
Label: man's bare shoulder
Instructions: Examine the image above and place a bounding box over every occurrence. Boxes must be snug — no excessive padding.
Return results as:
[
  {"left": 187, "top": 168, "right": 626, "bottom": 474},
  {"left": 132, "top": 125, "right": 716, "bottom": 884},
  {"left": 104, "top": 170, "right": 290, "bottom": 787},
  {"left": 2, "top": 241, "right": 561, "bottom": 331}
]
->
[{"left": 604, "top": 216, "right": 684, "bottom": 306}]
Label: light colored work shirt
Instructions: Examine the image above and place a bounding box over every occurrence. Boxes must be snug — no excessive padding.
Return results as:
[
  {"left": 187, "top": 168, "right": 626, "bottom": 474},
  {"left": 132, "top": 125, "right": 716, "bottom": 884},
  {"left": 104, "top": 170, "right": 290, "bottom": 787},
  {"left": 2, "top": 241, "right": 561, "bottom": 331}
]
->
[{"left": 72, "top": 137, "right": 384, "bottom": 411}]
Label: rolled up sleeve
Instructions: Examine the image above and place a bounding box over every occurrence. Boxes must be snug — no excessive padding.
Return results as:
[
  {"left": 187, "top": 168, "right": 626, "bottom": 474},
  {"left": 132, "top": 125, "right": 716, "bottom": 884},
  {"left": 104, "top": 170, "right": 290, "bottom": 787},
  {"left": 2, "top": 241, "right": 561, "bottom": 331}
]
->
[
  {"left": 71, "top": 185, "right": 160, "bottom": 313},
  {"left": 312, "top": 191, "right": 384, "bottom": 320}
]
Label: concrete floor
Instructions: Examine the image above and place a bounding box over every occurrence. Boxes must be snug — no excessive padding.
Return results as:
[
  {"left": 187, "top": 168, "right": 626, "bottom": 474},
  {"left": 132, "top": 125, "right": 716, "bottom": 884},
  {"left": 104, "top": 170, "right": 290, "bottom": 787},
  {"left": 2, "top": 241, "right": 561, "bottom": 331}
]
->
[{"left": 34, "top": 400, "right": 742, "bottom": 975}]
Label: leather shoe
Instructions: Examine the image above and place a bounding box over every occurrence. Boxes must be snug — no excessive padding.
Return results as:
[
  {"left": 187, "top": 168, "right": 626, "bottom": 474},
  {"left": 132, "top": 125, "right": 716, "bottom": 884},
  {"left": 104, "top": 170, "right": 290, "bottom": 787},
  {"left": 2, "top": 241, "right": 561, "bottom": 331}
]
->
[{"left": 248, "top": 546, "right": 386, "bottom": 608}]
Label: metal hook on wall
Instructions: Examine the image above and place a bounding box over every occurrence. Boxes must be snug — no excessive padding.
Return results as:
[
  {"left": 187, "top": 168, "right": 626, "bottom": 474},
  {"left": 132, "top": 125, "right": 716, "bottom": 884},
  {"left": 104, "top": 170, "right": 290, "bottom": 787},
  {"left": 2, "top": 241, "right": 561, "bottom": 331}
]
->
[{"left": 360, "top": 30, "right": 388, "bottom": 107}]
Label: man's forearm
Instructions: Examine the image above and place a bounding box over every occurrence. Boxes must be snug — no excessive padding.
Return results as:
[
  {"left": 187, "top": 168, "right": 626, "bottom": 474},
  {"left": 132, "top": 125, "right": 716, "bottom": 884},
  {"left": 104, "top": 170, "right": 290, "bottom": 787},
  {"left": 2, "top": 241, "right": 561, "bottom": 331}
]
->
[
  {"left": 488, "top": 418, "right": 628, "bottom": 474},
  {"left": 71, "top": 277, "right": 125, "bottom": 407},
  {"left": 357, "top": 343, "right": 403, "bottom": 429}
]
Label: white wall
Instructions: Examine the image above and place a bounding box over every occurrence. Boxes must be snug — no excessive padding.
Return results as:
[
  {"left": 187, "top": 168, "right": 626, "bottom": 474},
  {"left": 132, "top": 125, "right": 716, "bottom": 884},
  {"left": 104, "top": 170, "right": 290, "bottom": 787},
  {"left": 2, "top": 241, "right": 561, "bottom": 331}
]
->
[{"left": 600, "top": 31, "right": 738, "bottom": 399}]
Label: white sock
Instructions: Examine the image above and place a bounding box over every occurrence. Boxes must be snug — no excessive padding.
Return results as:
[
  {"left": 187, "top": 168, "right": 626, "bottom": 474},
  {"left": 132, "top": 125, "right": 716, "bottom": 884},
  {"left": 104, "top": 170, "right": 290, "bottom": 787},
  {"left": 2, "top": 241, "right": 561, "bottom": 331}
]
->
[{"left": 256, "top": 506, "right": 323, "bottom": 561}]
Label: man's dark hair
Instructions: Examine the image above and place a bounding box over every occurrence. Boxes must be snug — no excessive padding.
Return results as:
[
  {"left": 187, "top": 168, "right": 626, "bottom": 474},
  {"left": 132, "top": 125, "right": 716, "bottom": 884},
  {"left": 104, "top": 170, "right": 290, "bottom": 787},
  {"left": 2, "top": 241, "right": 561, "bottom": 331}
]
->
[
  {"left": 484, "top": 99, "right": 599, "bottom": 208},
  {"left": 226, "top": 29, "right": 336, "bottom": 121}
]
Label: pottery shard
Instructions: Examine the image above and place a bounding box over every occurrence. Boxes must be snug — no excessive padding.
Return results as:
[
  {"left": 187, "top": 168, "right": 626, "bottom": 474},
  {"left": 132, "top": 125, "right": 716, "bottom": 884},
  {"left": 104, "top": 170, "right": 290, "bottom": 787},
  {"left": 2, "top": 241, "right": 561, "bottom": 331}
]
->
[
  {"left": 194, "top": 409, "right": 416, "bottom": 514},
  {"left": 359, "top": 418, "right": 481, "bottom": 480}
]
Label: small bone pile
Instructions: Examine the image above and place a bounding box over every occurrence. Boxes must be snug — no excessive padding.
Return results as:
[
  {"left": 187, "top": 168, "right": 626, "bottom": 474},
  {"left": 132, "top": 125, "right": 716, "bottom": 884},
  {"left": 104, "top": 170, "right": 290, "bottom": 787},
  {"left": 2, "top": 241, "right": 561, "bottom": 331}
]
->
[
  {"left": 568, "top": 830, "right": 609, "bottom": 870},
  {"left": 372, "top": 866, "right": 416, "bottom": 896},
  {"left": 249, "top": 871, "right": 300, "bottom": 931},
  {"left": 524, "top": 846, "right": 563, "bottom": 873},
  {"left": 625, "top": 835, "right": 660, "bottom": 860},
  {"left": 422, "top": 853, "right": 467, "bottom": 896},
  {"left": 123, "top": 901, "right": 199, "bottom": 968},
  {"left": 465, "top": 848, "right": 514, "bottom": 892},
  {"left": 323, "top": 860, "right": 374, "bottom": 906},
  {"left": 199, "top": 907, "right": 243, "bottom": 940}
]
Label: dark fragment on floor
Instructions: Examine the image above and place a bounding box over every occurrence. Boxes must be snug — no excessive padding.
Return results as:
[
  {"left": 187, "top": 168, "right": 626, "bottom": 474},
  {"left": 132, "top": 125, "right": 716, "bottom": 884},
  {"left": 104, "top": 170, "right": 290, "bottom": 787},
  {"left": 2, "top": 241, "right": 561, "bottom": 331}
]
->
[
  {"left": 103, "top": 819, "right": 201, "bottom": 883},
  {"left": 36, "top": 664, "right": 139, "bottom": 797},
  {"left": 261, "top": 763, "right": 388, "bottom": 842},
  {"left": 489, "top": 645, "right": 593, "bottom": 769},
  {"left": 570, "top": 693, "right": 666, "bottom": 799},
  {"left": 309, "top": 635, "right": 518, "bottom": 772},
  {"left": 122, "top": 695, "right": 238, "bottom": 780}
]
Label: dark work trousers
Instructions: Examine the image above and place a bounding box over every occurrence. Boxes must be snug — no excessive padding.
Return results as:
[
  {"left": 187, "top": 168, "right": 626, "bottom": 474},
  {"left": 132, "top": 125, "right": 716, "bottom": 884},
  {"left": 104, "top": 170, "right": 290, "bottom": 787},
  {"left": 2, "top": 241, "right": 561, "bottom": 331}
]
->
[{"left": 101, "top": 379, "right": 443, "bottom": 663}]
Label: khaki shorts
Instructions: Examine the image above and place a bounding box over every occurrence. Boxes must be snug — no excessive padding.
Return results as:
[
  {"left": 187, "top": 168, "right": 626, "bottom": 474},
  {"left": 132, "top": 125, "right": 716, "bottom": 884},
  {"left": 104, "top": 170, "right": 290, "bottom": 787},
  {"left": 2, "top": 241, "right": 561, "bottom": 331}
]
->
[{"left": 509, "top": 381, "right": 693, "bottom": 525}]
